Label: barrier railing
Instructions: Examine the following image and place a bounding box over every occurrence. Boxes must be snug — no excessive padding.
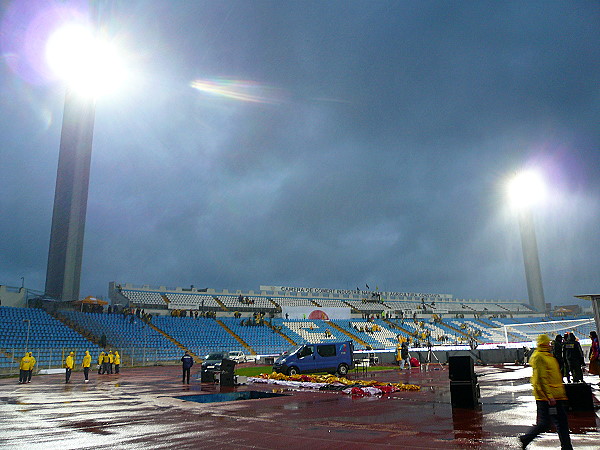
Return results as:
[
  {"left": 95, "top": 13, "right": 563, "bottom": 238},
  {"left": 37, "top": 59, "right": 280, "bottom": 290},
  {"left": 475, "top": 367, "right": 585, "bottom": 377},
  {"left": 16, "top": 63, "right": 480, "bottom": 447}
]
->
[{"left": 0, "top": 347, "right": 184, "bottom": 376}]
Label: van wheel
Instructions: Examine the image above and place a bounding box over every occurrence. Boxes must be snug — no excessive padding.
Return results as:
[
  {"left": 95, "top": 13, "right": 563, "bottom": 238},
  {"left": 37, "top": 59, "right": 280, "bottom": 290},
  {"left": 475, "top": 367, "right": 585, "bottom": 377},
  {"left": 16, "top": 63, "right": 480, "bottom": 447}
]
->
[
  {"left": 337, "top": 364, "right": 349, "bottom": 377},
  {"left": 287, "top": 366, "right": 299, "bottom": 376}
]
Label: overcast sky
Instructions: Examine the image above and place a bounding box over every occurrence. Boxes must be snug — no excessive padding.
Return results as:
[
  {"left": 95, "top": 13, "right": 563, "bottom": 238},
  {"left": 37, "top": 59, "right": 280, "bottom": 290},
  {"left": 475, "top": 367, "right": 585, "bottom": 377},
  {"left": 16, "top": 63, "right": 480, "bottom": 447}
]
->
[{"left": 1, "top": 0, "right": 599, "bottom": 306}]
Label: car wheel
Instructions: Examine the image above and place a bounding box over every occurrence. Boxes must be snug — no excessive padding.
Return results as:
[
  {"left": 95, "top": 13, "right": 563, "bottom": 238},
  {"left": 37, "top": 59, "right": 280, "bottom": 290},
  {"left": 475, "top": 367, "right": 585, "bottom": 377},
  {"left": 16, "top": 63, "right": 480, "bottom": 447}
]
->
[
  {"left": 287, "top": 366, "right": 299, "bottom": 376},
  {"left": 337, "top": 364, "right": 349, "bottom": 377}
]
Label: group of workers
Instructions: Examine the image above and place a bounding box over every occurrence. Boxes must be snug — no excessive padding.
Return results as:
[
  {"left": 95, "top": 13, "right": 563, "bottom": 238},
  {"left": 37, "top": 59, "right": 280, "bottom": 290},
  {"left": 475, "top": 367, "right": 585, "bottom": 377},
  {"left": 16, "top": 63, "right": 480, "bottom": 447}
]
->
[
  {"left": 97, "top": 350, "right": 121, "bottom": 375},
  {"left": 18, "top": 352, "right": 36, "bottom": 384},
  {"left": 19, "top": 349, "right": 121, "bottom": 385}
]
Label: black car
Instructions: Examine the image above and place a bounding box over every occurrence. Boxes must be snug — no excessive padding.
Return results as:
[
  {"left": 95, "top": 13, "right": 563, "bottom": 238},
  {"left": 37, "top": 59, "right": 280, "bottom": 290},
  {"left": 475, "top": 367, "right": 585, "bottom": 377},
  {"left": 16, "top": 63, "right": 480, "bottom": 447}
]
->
[
  {"left": 201, "top": 352, "right": 236, "bottom": 384},
  {"left": 201, "top": 352, "right": 226, "bottom": 372}
]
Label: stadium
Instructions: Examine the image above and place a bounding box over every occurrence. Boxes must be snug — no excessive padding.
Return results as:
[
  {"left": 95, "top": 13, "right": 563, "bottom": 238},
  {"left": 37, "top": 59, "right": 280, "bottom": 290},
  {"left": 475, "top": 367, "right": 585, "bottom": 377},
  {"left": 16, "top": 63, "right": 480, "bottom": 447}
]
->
[
  {"left": 2, "top": 1, "right": 599, "bottom": 447},
  {"left": 1, "top": 282, "right": 597, "bottom": 371},
  {"left": 1, "top": 282, "right": 599, "bottom": 449}
]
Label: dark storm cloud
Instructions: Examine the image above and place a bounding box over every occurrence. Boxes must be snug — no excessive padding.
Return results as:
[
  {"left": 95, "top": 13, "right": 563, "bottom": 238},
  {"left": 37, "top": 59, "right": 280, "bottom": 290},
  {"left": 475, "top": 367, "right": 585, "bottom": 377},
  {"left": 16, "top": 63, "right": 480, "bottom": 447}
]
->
[{"left": 1, "top": 1, "right": 598, "bottom": 306}]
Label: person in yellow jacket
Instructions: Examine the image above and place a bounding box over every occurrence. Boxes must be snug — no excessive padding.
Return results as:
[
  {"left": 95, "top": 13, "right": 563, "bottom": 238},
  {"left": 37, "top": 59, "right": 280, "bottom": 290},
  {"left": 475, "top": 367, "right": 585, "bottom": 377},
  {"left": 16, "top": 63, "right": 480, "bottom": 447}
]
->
[
  {"left": 519, "top": 334, "right": 572, "bottom": 449},
  {"left": 82, "top": 351, "right": 91, "bottom": 383},
  {"left": 101, "top": 351, "right": 111, "bottom": 374},
  {"left": 108, "top": 351, "right": 114, "bottom": 374},
  {"left": 98, "top": 352, "right": 105, "bottom": 374},
  {"left": 19, "top": 353, "right": 32, "bottom": 384},
  {"left": 65, "top": 352, "right": 75, "bottom": 383},
  {"left": 27, "top": 352, "right": 36, "bottom": 383},
  {"left": 114, "top": 351, "right": 121, "bottom": 374}
]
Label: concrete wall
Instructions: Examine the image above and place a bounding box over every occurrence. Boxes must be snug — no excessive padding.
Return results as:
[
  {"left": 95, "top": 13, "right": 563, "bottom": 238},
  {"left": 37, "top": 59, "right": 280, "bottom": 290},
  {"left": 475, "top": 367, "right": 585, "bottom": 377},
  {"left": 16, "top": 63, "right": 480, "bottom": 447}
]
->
[{"left": 0, "top": 286, "right": 27, "bottom": 308}]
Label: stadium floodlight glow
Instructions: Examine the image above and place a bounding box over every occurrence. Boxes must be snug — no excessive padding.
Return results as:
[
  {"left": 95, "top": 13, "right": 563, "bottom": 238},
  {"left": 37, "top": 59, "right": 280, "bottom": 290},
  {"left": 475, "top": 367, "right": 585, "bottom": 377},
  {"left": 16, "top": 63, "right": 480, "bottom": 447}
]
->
[
  {"left": 507, "top": 170, "right": 546, "bottom": 210},
  {"left": 46, "top": 24, "right": 128, "bottom": 98},
  {"left": 506, "top": 168, "right": 547, "bottom": 313}
]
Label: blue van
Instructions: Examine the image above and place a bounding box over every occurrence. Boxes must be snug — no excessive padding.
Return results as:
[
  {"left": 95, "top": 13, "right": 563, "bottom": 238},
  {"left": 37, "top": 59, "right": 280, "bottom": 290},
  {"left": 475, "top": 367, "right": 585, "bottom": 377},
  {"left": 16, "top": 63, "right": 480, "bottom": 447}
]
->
[{"left": 273, "top": 340, "right": 354, "bottom": 376}]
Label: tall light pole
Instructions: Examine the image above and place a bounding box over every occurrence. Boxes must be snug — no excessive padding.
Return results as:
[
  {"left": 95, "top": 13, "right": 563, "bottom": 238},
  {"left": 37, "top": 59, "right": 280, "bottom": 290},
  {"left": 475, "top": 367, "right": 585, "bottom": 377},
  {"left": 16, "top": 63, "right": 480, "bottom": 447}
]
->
[
  {"left": 43, "top": 9, "right": 126, "bottom": 301},
  {"left": 45, "top": 85, "right": 96, "bottom": 302},
  {"left": 507, "top": 170, "right": 547, "bottom": 313}
]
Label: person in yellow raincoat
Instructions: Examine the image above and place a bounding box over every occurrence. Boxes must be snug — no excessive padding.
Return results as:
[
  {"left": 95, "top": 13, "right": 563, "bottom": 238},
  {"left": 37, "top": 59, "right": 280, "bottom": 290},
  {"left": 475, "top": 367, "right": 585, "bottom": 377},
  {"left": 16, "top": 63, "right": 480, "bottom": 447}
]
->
[
  {"left": 519, "top": 334, "right": 572, "bottom": 449},
  {"left": 101, "top": 351, "right": 111, "bottom": 374},
  {"left": 98, "top": 352, "right": 105, "bottom": 374},
  {"left": 27, "top": 352, "right": 36, "bottom": 383},
  {"left": 108, "top": 351, "right": 114, "bottom": 374},
  {"left": 82, "top": 351, "right": 91, "bottom": 383},
  {"left": 65, "top": 352, "right": 75, "bottom": 383},
  {"left": 19, "top": 353, "right": 32, "bottom": 384},
  {"left": 114, "top": 351, "right": 121, "bottom": 374}
]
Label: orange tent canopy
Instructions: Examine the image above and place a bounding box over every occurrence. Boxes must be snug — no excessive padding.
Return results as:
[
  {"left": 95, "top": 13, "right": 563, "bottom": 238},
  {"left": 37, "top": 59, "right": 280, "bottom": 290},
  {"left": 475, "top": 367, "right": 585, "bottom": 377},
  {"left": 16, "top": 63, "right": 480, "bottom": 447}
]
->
[{"left": 74, "top": 296, "right": 108, "bottom": 306}]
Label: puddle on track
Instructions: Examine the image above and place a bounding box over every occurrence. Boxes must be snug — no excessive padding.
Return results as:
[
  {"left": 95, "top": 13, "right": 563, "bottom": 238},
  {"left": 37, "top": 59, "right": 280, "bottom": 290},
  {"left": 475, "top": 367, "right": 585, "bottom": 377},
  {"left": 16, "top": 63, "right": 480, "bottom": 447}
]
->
[{"left": 175, "top": 390, "right": 289, "bottom": 404}]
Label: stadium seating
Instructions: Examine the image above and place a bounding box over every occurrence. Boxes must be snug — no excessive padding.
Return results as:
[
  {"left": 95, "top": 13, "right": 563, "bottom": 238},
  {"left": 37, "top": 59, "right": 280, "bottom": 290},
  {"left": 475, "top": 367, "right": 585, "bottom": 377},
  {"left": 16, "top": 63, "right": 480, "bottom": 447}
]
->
[
  {"left": 0, "top": 306, "right": 98, "bottom": 371},
  {"left": 220, "top": 317, "right": 289, "bottom": 354},
  {"left": 60, "top": 310, "right": 181, "bottom": 361},
  {"left": 1, "top": 298, "right": 593, "bottom": 375}
]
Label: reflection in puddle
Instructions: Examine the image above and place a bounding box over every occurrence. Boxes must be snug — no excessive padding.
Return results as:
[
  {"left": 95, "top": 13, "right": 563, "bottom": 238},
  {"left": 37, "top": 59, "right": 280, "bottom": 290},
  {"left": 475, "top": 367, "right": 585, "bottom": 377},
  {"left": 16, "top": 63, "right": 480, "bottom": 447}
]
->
[{"left": 176, "top": 390, "right": 289, "bottom": 404}]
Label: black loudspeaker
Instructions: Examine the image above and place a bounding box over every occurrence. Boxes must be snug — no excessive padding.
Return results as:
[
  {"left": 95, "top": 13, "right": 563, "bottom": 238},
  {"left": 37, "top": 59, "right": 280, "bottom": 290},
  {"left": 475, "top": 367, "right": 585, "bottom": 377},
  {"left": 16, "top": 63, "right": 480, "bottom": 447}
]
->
[
  {"left": 448, "top": 356, "right": 476, "bottom": 382},
  {"left": 219, "top": 358, "right": 236, "bottom": 387},
  {"left": 564, "top": 382, "right": 594, "bottom": 411},
  {"left": 450, "top": 381, "right": 480, "bottom": 408},
  {"left": 201, "top": 370, "right": 215, "bottom": 383}
]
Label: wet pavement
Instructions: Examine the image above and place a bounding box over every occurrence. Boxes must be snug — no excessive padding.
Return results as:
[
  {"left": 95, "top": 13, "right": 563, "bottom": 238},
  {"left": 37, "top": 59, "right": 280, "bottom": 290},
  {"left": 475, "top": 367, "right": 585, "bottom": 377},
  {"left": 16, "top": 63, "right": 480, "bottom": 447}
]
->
[{"left": 0, "top": 364, "right": 598, "bottom": 449}]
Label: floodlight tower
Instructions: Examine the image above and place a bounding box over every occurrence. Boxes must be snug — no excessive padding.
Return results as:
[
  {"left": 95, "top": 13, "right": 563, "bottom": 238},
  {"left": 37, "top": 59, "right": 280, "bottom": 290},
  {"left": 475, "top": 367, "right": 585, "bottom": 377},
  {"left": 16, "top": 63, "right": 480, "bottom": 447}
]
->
[
  {"left": 45, "top": 4, "right": 121, "bottom": 301},
  {"left": 45, "top": 85, "right": 96, "bottom": 302},
  {"left": 507, "top": 170, "right": 547, "bottom": 313}
]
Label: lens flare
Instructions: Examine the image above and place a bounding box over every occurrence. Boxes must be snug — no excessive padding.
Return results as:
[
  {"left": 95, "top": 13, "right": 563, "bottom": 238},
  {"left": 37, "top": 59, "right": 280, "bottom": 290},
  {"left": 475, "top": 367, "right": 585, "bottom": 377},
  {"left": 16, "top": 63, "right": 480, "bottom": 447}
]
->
[{"left": 190, "top": 78, "right": 285, "bottom": 104}]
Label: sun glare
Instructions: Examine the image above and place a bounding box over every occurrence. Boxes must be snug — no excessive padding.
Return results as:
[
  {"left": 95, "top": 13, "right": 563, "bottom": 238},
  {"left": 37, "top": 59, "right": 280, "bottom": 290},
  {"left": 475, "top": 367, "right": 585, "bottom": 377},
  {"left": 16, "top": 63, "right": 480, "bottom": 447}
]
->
[
  {"left": 46, "top": 24, "right": 127, "bottom": 98},
  {"left": 507, "top": 170, "right": 546, "bottom": 210}
]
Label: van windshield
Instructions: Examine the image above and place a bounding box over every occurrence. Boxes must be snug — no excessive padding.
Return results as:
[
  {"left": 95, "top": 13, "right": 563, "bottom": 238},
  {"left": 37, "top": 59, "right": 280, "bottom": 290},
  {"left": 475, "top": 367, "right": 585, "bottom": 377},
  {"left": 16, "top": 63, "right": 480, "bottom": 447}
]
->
[{"left": 283, "top": 345, "right": 302, "bottom": 356}]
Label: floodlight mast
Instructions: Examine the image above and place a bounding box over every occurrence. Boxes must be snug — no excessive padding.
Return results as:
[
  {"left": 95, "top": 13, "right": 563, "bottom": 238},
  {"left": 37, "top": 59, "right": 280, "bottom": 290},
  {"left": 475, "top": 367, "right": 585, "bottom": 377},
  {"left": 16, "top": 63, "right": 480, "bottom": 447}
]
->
[
  {"left": 45, "top": 3, "right": 104, "bottom": 302},
  {"left": 508, "top": 171, "right": 546, "bottom": 314},
  {"left": 45, "top": 87, "right": 96, "bottom": 301}
]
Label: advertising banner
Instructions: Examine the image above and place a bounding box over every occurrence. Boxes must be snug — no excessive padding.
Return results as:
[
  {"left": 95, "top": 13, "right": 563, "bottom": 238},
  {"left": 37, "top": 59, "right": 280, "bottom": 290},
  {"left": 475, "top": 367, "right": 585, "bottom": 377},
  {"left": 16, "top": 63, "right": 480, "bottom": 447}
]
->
[{"left": 281, "top": 306, "right": 351, "bottom": 320}]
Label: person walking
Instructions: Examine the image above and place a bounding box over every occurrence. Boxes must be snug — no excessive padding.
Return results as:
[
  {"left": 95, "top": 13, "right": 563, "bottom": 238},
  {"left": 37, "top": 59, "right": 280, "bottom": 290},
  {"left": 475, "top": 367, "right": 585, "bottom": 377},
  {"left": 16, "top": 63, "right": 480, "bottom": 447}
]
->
[
  {"left": 27, "top": 352, "right": 36, "bottom": 383},
  {"left": 588, "top": 331, "right": 599, "bottom": 376},
  {"left": 65, "top": 352, "right": 74, "bottom": 383},
  {"left": 400, "top": 342, "right": 411, "bottom": 370},
  {"left": 114, "top": 351, "right": 121, "bottom": 374},
  {"left": 519, "top": 334, "right": 572, "bottom": 449},
  {"left": 18, "top": 353, "right": 32, "bottom": 384},
  {"left": 82, "top": 351, "right": 91, "bottom": 383},
  {"left": 181, "top": 351, "right": 194, "bottom": 384}
]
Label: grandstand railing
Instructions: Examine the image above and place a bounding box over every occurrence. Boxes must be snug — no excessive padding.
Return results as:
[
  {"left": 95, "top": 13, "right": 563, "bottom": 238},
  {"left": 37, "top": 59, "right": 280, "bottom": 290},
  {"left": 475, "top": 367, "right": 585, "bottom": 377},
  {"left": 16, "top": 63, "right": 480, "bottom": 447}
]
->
[{"left": 0, "top": 346, "right": 222, "bottom": 376}]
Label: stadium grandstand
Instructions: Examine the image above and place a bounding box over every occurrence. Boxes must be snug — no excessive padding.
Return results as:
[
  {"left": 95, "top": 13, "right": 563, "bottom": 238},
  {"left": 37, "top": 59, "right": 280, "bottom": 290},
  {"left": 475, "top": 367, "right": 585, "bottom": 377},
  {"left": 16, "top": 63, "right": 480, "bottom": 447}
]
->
[{"left": 0, "top": 281, "right": 595, "bottom": 375}]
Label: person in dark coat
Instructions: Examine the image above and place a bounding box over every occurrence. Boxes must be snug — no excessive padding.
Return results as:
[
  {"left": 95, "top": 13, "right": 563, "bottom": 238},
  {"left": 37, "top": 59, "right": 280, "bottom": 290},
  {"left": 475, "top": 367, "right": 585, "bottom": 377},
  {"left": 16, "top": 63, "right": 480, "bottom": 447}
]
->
[
  {"left": 552, "top": 335, "right": 565, "bottom": 381},
  {"left": 400, "top": 342, "right": 410, "bottom": 369},
  {"left": 563, "top": 333, "right": 584, "bottom": 383},
  {"left": 181, "top": 351, "right": 194, "bottom": 384}
]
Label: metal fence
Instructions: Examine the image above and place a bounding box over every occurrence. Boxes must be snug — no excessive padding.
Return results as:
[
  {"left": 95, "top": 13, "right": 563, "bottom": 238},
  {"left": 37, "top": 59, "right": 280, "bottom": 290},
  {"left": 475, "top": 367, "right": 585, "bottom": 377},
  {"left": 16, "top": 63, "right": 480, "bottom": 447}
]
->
[{"left": 0, "top": 347, "right": 183, "bottom": 376}]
